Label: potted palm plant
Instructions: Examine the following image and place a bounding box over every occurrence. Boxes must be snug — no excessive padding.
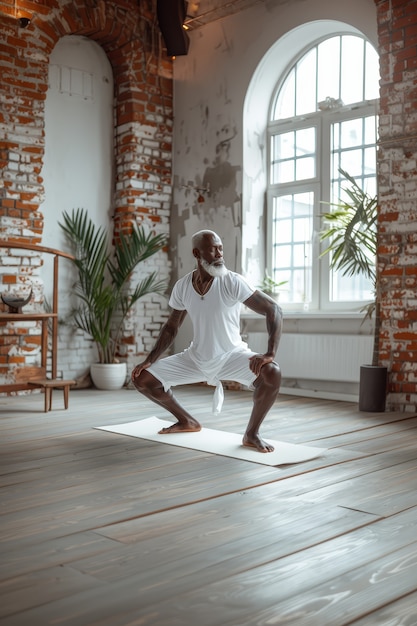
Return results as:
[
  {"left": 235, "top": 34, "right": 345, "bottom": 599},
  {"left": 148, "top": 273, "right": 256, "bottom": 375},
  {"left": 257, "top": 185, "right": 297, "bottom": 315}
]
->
[
  {"left": 59, "top": 208, "right": 167, "bottom": 389},
  {"left": 320, "top": 169, "right": 387, "bottom": 411}
]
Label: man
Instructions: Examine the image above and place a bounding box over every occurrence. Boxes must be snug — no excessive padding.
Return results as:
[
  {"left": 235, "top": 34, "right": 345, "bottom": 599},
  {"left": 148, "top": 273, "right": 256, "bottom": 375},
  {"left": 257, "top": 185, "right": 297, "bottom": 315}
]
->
[{"left": 131, "top": 229, "right": 282, "bottom": 453}]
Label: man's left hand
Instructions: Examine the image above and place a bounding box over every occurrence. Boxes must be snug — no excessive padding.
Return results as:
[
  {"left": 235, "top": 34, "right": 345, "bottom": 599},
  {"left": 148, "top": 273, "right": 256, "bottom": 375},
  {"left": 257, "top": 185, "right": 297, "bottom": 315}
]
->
[{"left": 249, "top": 353, "right": 274, "bottom": 377}]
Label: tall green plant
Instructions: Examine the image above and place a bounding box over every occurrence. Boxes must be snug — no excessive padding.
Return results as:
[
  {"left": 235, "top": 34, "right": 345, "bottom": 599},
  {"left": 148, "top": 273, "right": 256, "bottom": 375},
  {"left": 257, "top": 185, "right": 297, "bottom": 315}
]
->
[
  {"left": 320, "top": 169, "right": 379, "bottom": 365},
  {"left": 60, "top": 208, "right": 167, "bottom": 364}
]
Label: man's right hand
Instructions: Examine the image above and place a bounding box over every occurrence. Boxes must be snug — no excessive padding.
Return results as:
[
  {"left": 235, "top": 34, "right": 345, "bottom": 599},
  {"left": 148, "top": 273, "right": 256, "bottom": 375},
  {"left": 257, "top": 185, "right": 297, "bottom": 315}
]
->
[{"left": 131, "top": 360, "right": 151, "bottom": 382}]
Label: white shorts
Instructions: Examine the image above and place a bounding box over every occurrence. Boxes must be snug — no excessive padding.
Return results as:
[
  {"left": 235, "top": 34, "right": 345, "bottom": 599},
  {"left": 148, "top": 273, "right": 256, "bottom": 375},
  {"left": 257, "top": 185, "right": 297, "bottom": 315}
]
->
[{"left": 147, "top": 348, "right": 258, "bottom": 392}]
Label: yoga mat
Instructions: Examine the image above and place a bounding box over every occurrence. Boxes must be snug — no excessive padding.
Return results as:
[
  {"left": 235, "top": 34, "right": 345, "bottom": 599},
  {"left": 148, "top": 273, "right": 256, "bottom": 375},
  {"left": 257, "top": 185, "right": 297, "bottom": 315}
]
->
[{"left": 95, "top": 417, "right": 326, "bottom": 466}]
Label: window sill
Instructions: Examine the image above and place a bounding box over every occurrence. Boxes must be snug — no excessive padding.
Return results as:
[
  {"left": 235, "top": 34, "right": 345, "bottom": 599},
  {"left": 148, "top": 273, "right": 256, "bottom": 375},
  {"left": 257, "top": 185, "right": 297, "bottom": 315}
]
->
[
  {"left": 241, "top": 308, "right": 366, "bottom": 320},
  {"left": 241, "top": 307, "right": 373, "bottom": 336}
]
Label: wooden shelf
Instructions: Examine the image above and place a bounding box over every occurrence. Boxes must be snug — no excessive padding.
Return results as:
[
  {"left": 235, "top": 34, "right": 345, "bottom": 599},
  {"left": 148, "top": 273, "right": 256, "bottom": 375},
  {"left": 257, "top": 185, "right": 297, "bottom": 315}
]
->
[
  {"left": 0, "top": 313, "right": 58, "bottom": 321},
  {"left": 0, "top": 241, "right": 75, "bottom": 395}
]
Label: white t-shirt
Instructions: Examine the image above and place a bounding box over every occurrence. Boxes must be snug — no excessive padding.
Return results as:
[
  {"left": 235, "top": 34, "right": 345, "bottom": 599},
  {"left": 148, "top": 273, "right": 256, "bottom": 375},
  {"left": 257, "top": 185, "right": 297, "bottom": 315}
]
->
[{"left": 169, "top": 270, "right": 255, "bottom": 365}]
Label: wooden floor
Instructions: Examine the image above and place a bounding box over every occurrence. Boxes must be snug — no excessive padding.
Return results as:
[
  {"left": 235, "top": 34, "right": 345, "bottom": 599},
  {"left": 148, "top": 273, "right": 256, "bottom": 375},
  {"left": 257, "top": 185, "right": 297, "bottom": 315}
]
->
[{"left": 1, "top": 385, "right": 417, "bottom": 626}]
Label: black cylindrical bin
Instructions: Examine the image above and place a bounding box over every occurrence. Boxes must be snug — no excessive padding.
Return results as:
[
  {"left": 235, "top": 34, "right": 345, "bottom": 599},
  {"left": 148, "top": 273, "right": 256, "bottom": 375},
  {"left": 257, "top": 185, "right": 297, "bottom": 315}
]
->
[{"left": 359, "top": 365, "right": 388, "bottom": 412}]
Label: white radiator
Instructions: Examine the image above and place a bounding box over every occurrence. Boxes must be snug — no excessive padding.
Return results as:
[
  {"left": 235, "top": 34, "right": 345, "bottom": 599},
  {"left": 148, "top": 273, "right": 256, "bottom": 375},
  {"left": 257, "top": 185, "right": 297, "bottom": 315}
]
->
[{"left": 246, "top": 333, "right": 373, "bottom": 383}]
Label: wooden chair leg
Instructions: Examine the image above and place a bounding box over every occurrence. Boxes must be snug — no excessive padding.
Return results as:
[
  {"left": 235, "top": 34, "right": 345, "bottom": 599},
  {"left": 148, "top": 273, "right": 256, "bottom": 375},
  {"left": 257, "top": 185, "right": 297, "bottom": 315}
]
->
[
  {"left": 44, "top": 387, "right": 52, "bottom": 412},
  {"left": 63, "top": 384, "right": 70, "bottom": 409}
]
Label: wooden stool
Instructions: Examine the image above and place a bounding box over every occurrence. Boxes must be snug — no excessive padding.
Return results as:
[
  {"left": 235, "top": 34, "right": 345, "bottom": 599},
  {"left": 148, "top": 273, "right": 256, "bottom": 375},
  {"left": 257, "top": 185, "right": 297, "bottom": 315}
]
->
[{"left": 27, "top": 378, "right": 76, "bottom": 412}]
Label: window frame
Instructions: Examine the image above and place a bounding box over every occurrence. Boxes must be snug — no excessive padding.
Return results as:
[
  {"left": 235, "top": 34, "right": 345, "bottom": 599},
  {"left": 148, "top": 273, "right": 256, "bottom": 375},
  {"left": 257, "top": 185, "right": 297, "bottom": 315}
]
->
[{"left": 266, "top": 35, "right": 379, "bottom": 314}]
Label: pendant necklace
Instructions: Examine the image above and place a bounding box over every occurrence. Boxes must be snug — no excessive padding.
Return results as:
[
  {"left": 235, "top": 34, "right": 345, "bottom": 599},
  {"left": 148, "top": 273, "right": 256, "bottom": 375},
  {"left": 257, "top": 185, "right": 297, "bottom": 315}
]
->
[{"left": 196, "top": 276, "right": 214, "bottom": 300}]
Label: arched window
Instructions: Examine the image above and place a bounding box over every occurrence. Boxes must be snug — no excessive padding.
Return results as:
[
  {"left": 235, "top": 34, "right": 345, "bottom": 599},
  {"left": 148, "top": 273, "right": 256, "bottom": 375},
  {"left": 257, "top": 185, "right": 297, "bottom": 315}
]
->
[{"left": 267, "top": 34, "right": 379, "bottom": 311}]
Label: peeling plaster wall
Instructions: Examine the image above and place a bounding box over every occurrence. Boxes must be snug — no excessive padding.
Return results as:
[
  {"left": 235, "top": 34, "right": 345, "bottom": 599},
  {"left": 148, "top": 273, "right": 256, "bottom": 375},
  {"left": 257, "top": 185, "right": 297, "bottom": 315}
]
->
[{"left": 172, "top": 0, "right": 377, "bottom": 351}]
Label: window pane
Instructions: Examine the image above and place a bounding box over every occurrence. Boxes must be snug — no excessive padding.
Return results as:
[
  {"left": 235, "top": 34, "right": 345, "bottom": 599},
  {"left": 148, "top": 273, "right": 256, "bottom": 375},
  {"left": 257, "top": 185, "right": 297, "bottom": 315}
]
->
[
  {"left": 296, "top": 127, "right": 315, "bottom": 155},
  {"left": 317, "top": 37, "right": 340, "bottom": 103},
  {"left": 332, "top": 117, "right": 377, "bottom": 184},
  {"left": 276, "top": 244, "right": 292, "bottom": 266},
  {"left": 293, "top": 269, "right": 309, "bottom": 304},
  {"left": 365, "top": 42, "right": 380, "bottom": 100},
  {"left": 272, "top": 160, "right": 294, "bottom": 184},
  {"left": 272, "top": 192, "right": 313, "bottom": 304},
  {"left": 364, "top": 147, "right": 376, "bottom": 176},
  {"left": 270, "top": 128, "right": 316, "bottom": 184},
  {"left": 331, "top": 271, "right": 374, "bottom": 302},
  {"left": 364, "top": 176, "right": 377, "bottom": 197},
  {"left": 296, "top": 157, "right": 315, "bottom": 180},
  {"left": 275, "top": 218, "right": 292, "bottom": 243},
  {"left": 273, "top": 69, "right": 295, "bottom": 120},
  {"left": 333, "top": 122, "right": 341, "bottom": 150},
  {"left": 293, "top": 242, "right": 307, "bottom": 265},
  {"left": 364, "top": 116, "right": 376, "bottom": 144},
  {"left": 340, "top": 148, "right": 363, "bottom": 177},
  {"left": 296, "top": 49, "right": 317, "bottom": 116},
  {"left": 279, "top": 132, "right": 295, "bottom": 158},
  {"left": 341, "top": 36, "right": 364, "bottom": 104},
  {"left": 340, "top": 118, "right": 363, "bottom": 147},
  {"left": 330, "top": 119, "right": 377, "bottom": 303}
]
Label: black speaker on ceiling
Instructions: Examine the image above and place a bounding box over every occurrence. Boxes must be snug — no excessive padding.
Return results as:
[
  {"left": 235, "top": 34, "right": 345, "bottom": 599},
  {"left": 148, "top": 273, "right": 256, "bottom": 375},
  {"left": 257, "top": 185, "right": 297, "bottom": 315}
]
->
[{"left": 157, "top": 0, "right": 190, "bottom": 57}]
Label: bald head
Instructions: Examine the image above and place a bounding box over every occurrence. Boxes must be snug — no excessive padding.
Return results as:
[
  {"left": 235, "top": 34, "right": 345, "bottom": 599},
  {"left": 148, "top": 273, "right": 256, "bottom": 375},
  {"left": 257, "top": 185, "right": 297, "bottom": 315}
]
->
[{"left": 191, "top": 229, "right": 227, "bottom": 277}]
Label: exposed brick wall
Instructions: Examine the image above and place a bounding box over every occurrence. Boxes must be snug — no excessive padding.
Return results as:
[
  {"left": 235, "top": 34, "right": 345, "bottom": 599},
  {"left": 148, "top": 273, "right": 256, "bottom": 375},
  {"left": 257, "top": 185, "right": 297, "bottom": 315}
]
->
[
  {"left": 0, "top": 0, "right": 172, "bottom": 386},
  {"left": 375, "top": 0, "right": 417, "bottom": 411}
]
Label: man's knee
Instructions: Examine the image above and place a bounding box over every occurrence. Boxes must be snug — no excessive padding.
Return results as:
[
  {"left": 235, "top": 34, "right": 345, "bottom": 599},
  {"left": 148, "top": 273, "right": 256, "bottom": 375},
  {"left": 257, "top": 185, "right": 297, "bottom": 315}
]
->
[
  {"left": 132, "top": 369, "right": 160, "bottom": 393},
  {"left": 258, "top": 361, "right": 281, "bottom": 388}
]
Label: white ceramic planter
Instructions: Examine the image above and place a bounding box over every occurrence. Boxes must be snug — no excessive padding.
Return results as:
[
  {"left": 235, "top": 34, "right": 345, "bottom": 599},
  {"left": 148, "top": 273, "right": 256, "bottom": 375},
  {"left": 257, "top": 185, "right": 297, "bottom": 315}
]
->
[{"left": 90, "top": 362, "right": 127, "bottom": 390}]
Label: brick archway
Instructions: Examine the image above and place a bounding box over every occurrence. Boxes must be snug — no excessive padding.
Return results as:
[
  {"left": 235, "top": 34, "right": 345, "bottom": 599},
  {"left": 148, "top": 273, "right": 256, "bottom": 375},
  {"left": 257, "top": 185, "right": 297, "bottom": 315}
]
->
[
  {"left": 1, "top": 0, "right": 172, "bottom": 237},
  {"left": 0, "top": 0, "right": 172, "bottom": 385}
]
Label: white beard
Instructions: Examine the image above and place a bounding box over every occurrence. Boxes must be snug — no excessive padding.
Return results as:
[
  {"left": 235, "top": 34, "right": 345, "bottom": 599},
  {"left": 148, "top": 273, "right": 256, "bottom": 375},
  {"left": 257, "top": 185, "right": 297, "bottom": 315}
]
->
[{"left": 200, "top": 258, "right": 228, "bottom": 278}]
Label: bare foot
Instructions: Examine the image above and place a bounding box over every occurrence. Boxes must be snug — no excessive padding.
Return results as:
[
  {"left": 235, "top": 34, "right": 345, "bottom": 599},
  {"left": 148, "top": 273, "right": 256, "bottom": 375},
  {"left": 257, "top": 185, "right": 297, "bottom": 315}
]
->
[
  {"left": 242, "top": 434, "right": 274, "bottom": 453},
  {"left": 158, "top": 419, "right": 201, "bottom": 434}
]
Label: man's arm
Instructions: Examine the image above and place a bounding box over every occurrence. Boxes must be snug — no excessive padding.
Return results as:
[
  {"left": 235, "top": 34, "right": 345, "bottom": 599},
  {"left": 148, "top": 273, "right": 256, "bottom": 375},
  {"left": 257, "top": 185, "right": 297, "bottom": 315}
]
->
[
  {"left": 131, "top": 308, "right": 187, "bottom": 378},
  {"left": 243, "top": 290, "right": 283, "bottom": 377}
]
